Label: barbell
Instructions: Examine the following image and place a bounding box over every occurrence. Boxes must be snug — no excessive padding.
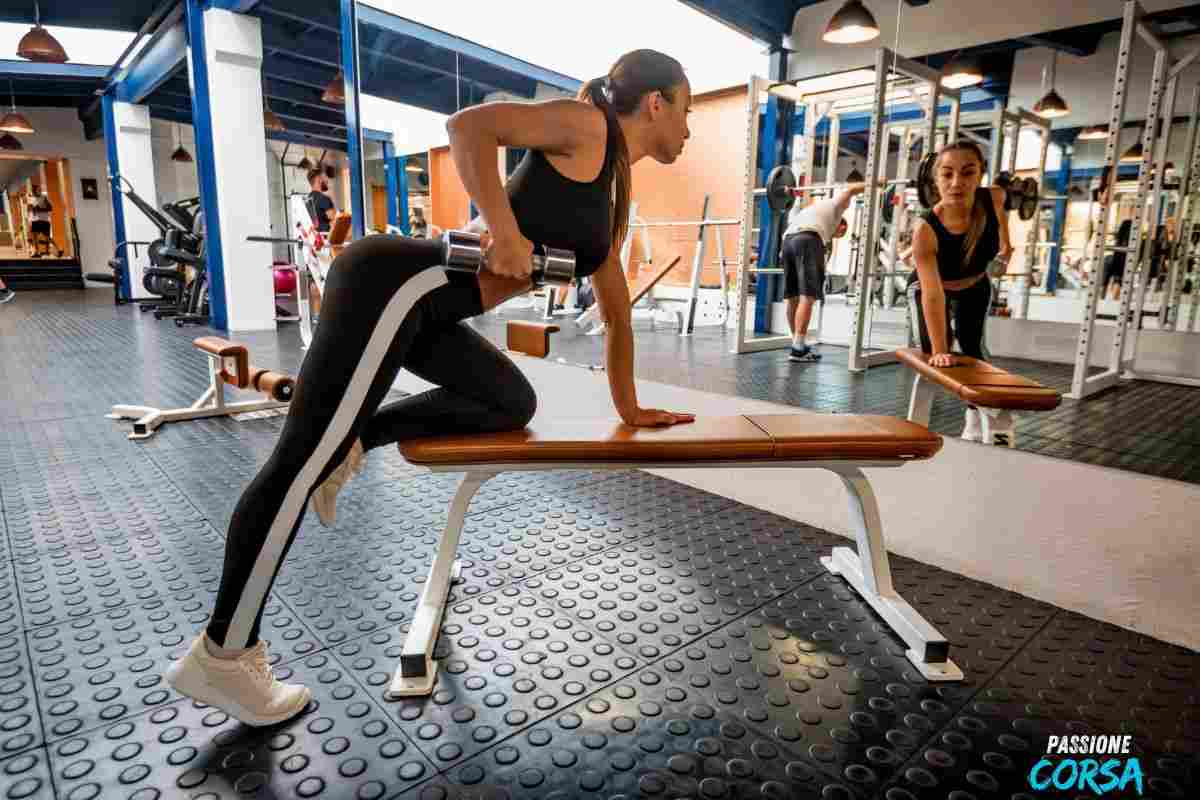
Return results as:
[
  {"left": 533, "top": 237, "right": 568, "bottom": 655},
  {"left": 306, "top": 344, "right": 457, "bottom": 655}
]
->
[{"left": 762, "top": 157, "right": 1041, "bottom": 221}]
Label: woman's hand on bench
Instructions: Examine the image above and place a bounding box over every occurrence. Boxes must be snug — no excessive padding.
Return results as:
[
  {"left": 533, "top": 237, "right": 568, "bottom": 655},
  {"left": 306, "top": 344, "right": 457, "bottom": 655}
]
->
[
  {"left": 625, "top": 407, "right": 696, "bottom": 428},
  {"left": 929, "top": 352, "right": 958, "bottom": 368}
]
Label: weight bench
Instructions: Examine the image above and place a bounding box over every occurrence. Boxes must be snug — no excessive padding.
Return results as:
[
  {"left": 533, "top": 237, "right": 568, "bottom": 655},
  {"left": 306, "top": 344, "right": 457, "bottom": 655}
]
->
[
  {"left": 897, "top": 348, "right": 1062, "bottom": 447},
  {"left": 386, "top": 413, "right": 959, "bottom": 699},
  {"left": 108, "top": 337, "right": 295, "bottom": 439}
]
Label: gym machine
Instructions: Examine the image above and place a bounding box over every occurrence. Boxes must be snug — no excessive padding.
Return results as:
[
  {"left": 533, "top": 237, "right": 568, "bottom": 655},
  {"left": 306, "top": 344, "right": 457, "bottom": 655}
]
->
[{"left": 1070, "top": 0, "right": 1200, "bottom": 397}]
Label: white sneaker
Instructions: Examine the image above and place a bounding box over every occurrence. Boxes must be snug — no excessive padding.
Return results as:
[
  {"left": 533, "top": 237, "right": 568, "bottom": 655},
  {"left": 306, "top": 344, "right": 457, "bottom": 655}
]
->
[
  {"left": 165, "top": 635, "right": 311, "bottom": 727},
  {"left": 961, "top": 408, "right": 982, "bottom": 442},
  {"left": 988, "top": 410, "right": 1016, "bottom": 447},
  {"left": 311, "top": 438, "right": 365, "bottom": 527}
]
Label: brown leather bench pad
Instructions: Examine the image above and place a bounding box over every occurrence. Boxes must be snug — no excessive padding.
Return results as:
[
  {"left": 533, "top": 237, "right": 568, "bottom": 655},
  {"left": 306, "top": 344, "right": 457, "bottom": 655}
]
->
[
  {"left": 896, "top": 348, "right": 1062, "bottom": 411},
  {"left": 399, "top": 414, "right": 941, "bottom": 465}
]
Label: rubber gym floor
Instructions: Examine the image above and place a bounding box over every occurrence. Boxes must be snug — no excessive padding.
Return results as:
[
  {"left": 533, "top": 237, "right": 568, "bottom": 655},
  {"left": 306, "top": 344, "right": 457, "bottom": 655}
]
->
[{"left": 0, "top": 290, "right": 1195, "bottom": 800}]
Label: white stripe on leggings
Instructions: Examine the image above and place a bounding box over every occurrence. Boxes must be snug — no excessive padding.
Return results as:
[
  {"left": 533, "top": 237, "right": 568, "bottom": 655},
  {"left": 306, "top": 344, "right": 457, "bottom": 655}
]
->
[{"left": 224, "top": 266, "right": 450, "bottom": 647}]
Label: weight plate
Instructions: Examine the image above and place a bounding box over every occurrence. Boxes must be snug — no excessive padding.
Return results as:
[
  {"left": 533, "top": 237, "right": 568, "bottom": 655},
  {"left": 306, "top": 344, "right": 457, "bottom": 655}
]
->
[
  {"left": 917, "top": 152, "right": 940, "bottom": 210},
  {"left": 766, "top": 165, "right": 797, "bottom": 214},
  {"left": 994, "top": 172, "right": 1013, "bottom": 189},
  {"left": 1021, "top": 177, "right": 1040, "bottom": 202},
  {"left": 1019, "top": 195, "right": 1039, "bottom": 221},
  {"left": 882, "top": 185, "right": 896, "bottom": 224}
]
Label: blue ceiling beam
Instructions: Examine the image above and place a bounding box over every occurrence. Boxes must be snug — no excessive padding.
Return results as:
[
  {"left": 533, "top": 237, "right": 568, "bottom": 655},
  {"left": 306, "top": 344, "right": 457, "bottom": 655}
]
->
[
  {"left": 205, "top": 0, "right": 263, "bottom": 11},
  {"left": 115, "top": 19, "right": 187, "bottom": 103},
  {"left": 356, "top": 4, "right": 581, "bottom": 94},
  {"left": 677, "top": 0, "right": 796, "bottom": 47},
  {"left": 0, "top": 60, "right": 108, "bottom": 80}
]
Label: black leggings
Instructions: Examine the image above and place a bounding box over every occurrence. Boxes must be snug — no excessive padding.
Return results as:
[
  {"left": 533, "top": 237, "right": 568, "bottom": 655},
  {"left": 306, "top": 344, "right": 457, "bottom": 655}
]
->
[
  {"left": 907, "top": 276, "right": 992, "bottom": 360},
  {"left": 207, "top": 235, "right": 536, "bottom": 648}
]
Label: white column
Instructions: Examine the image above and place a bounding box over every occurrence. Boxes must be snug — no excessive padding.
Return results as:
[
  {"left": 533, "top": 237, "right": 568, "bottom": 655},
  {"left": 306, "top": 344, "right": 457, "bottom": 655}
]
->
[
  {"left": 113, "top": 102, "right": 159, "bottom": 300},
  {"left": 189, "top": 7, "right": 275, "bottom": 331}
]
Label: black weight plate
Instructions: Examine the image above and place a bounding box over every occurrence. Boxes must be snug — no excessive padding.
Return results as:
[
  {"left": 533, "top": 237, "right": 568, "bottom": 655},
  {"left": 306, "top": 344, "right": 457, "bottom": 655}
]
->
[
  {"left": 1019, "top": 195, "right": 1039, "bottom": 221},
  {"left": 765, "top": 164, "right": 796, "bottom": 214}
]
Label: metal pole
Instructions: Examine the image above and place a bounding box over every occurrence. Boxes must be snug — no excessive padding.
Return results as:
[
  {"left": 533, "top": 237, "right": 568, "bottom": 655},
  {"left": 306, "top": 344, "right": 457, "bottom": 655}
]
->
[
  {"left": 988, "top": 104, "right": 1004, "bottom": 180},
  {"left": 733, "top": 76, "right": 764, "bottom": 354},
  {"left": 1163, "top": 84, "right": 1200, "bottom": 329},
  {"left": 849, "top": 49, "right": 889, "bottom": 372},
  {"left": 1069, "top": 0, "right": 1138, "bottom": 400},
  {"left": 1111, "top": 46, "right": 1167, "bottom": 376},
  {"left": 1018, "top": 123, "right": 1051, "bottom": 319},
  {"left": 681, "top": 195, "right": 711, "bottom": 336},
  {"left": 1130, "top": 70, "right": 1177, "bottom": 344}
]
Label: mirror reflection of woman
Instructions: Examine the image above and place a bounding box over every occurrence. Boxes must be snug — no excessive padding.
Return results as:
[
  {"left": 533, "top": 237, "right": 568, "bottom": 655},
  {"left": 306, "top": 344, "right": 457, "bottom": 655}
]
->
[{"left": 907, "top": 141, "right": 1013, "bottom": 440}]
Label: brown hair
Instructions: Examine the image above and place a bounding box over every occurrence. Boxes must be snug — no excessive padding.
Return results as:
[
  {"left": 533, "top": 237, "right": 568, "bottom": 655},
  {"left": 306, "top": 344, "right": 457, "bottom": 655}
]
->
[
  {"left": 576, "top": 49, "right": 687, "bottom": 253},
  {"left": 935, "top": 140, "right": 988, "bottom": 265},
  {"left": 306, "top": 168, "right": 324, "bottom": 186}
]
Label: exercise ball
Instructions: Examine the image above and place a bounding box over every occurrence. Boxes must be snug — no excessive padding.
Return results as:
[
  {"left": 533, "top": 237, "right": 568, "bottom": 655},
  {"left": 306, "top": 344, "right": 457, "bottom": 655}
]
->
[{"left": 273, "top": 268, "right": 297, "bottom": 295}]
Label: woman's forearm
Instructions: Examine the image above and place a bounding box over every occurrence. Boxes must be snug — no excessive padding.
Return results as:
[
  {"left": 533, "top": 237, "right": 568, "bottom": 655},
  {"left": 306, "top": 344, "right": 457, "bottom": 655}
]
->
[
  {"left": 922, "top": 292, "right": 951, "bottom": 354},
  {"left": 605, "top": 316, "right": 639, "bottom": 422},
  {"left": 446, "top": 122, "right": 519, "bottom": 238}
]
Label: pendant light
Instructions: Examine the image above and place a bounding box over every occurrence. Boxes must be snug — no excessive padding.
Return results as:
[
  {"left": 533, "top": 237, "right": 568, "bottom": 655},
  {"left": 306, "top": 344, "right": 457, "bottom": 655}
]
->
[
  {"left": 170, "top": 123, "right": 193, "bottom": 163},
  {"left": 263, "top": 74, "right": 285, "bottom": 132},
  {"left": 822, "top": 1, "right": 880, "bottom": 45},
  {"left": 17, "top": 1, "right": 68, "bottom": 64},
  {"left": 0, "top": 133, "right": 22, "bottom": 151},
  {"left": 941, "top": 53, "right": 983, "bottom": 90},
  {"left": 322, "top": 70, "right": 345, "bottom": 105},
  {"left": 297, "top": 147, "right": 313, "bottom": 171},
  {"left": 1077, "top": 124, "right": 1108, "bottom": 141},
  {"left": 1121, "top": 138, "right": 1144, "bottom": 163},
  {"left": 1033, "top": 51, "right": 1070, "bottom": 119},
  {"left": 0, "top": 81, "right": 35, "bottom": 135}
]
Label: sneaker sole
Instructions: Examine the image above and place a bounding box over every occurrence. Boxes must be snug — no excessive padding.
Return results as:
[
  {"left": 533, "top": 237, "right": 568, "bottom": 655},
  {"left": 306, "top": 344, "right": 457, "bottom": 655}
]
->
[
  {"left": 165, "top": 660, "right": 310, "bottom": 727},
  {"left": 788, "top": 355, "right": 822, "bottom": 362}
]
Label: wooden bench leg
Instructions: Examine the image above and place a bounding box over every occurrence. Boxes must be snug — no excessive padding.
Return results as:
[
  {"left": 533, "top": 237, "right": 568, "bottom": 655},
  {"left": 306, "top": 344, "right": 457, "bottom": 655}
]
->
[
  {"left": 388, "top": 470, "right": 497, "bottom": 698},
  {"left": 820, "top": 467, "right": 963, "bottom": 682},
  {"left": 907, "top": 374, "right": 935, "bottom": 427}
]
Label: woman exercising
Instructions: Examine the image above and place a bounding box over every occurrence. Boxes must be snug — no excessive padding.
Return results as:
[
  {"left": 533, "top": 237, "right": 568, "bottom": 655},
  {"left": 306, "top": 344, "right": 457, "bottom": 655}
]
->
[
  {"left": 166, "top": 50, "right": 695, "bottom": 726},
  {"left": 907, "top": 140, "right": 1012, "bottom": 440}
]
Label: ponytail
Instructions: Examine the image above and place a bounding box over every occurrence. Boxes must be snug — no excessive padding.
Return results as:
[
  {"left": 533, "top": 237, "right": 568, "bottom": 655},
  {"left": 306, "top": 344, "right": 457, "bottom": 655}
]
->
[
  {"left": 577, "top": 50, "right": 687, "bottom": 256},
  {"left": 577, "top": 77, "right": 632, "bottom": 255}
]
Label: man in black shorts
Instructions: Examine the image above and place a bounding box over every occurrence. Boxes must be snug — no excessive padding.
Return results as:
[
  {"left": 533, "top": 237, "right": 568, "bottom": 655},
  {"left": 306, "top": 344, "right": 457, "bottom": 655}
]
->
[{"left": 781, "top": 182, "right": 864, "bottom": 361}]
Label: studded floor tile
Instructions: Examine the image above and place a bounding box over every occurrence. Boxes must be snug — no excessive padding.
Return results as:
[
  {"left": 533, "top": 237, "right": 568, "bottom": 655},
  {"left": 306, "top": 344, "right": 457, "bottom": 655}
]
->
[
  {"left": 14, "top": 521, "right": 227, "bottom": 629},
  {"left": 453, "top": 473, "right": 739, "bottom": 594},
  {"left": 333, "top": 589, "right": 641, "bottom": 770},
  {"left": 979, "top": 612, "right": 1200, "bottom": 761},
  {"left": 0, "top": 750, "right": 53, "bottom": 800},
  {"left": 431, "top": 670, "right": 860, "bottom": 799},
  {"left": 523, "top": 506, "right": 832, "bottom": 663},
  {"left": 27, "top": 586, "right": 320, "bottom": 744},
  {"left": 2, "top": 463, "right": 207, "bottom": 560},
  {"left": 0, "top": 626, "right": 42, "bottom": 759},
  {"left": 631, "top": 568, "right": 1051, "bottom": 797},
  {"left": 47, "top": 656, "right": 438, "bottom": 800}
]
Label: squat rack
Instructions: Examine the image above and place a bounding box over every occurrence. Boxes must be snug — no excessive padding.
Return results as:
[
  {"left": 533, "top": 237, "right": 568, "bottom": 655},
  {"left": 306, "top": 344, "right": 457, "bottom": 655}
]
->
[
  {"left": 732, "top": 51, "right": 965, "bottom": 360},
  {"left": 1070, "top": 0, "right": 1200, "bottom": 397}
]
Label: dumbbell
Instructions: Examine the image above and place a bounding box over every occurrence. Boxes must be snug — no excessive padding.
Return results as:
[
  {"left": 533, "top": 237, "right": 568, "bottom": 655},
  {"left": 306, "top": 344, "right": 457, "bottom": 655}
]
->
[{"left": 441, "top": 230, "right": 576, "bottom": 287}]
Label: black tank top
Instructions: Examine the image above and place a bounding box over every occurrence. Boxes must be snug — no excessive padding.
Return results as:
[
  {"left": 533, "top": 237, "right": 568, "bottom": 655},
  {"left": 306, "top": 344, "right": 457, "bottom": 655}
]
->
[
  {"left": 505, "top": 110, "right": 618, "bottom": 277},
  {"left": 915, "top": 187, "right": 1000, "bottom": 284}
]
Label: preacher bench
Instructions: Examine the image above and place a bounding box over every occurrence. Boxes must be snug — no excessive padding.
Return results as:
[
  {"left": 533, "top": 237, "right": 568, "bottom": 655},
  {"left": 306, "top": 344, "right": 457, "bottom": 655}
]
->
[
  {"left": 108, "top": 337, "right": 295, "bottom": 439},
  {"left": 897, "top": 348, "right": 1062, "bottom": 447},
  {"left": 386, "top": 414, "right": 959, "bottom": 699}
]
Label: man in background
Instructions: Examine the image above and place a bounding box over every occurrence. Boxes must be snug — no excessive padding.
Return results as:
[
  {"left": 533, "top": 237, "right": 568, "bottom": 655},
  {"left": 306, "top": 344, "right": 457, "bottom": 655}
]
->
[
  {"left": 306, "top": 169, "right": 337, "bottom": 233},
  {"left": 780, "top": 183, "right": 865, "bottom": 361}
]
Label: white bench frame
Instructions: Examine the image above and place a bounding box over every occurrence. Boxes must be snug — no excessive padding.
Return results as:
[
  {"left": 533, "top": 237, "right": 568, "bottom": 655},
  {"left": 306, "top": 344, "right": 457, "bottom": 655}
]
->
[
  {"left": 386, "top": 457, "right": 963, "bottom": 699},
  {"left": 107, "top": 349, "right": 289, "bottom": 440},
  {"left": 906, "top": 374, "right": 1018, "bottom": 448}
]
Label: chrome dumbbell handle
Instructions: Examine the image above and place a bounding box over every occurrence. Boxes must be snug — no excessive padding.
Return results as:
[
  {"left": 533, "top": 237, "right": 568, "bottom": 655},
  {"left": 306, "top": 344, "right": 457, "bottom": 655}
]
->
[{"left": 440, "top": 230, "right": 576, "bottom": 287}]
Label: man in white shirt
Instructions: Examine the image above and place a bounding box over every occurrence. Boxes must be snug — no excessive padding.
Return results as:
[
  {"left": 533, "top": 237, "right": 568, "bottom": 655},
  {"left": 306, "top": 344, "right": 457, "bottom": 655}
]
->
[{"left": 780, "top": 183, "right": 865, "bottom": 361}]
